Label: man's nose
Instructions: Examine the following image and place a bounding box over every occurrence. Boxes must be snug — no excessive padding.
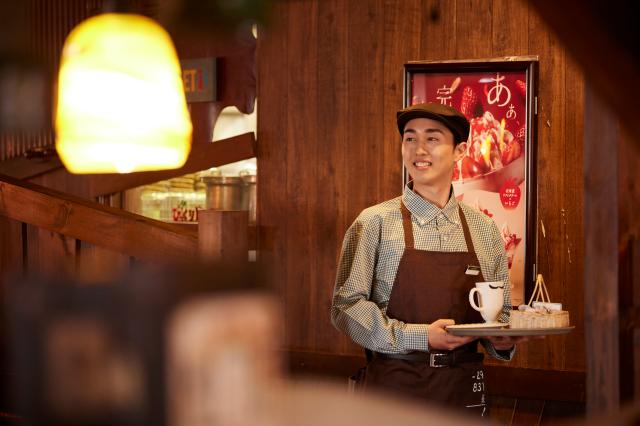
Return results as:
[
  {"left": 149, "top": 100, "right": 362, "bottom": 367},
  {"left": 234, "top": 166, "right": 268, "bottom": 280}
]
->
[{"left": 416, "top": 140, "right": 430, "bottom": 154}]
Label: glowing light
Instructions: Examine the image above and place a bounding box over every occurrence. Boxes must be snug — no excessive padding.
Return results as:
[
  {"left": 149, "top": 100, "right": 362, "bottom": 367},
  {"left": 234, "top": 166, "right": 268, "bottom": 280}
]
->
[{"left": 55, "top": 13, "right": 192, "bottom": 174}]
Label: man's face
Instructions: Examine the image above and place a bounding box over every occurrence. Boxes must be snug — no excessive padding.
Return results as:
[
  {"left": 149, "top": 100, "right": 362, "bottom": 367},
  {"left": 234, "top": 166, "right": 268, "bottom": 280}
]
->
[{"left": 401, "top": 117, "right": 466, "bottom": 190}]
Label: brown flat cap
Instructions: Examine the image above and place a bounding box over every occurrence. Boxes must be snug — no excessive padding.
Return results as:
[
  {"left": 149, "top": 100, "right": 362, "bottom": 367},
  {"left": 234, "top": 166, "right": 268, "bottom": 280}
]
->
[{"left": 397, "top": 102, "right": 470, "bottom": 143}]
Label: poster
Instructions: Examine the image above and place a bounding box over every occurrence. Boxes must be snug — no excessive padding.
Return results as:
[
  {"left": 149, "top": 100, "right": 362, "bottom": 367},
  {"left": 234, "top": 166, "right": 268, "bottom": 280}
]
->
[{"left": 404, "top": 59, "right": 538, "bottom": 305}]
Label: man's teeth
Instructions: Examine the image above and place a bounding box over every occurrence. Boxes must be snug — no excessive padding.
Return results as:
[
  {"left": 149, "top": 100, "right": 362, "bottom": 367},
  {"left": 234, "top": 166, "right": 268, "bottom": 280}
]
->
[{"left": 414, "top": 161, "right": 432, "bottom": 167}]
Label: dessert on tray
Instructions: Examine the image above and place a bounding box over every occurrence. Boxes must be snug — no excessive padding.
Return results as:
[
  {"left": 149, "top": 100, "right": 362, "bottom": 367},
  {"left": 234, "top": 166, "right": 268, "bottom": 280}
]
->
[{"left": 510, "top": 274, "right": 570, "bottom": 328}]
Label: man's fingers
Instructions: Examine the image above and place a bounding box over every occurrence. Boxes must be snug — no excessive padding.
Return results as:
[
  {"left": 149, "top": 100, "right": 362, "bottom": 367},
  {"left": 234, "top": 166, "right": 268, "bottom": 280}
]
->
[{"left": 433, "top": 318, "right": 455, "bottom": 328}]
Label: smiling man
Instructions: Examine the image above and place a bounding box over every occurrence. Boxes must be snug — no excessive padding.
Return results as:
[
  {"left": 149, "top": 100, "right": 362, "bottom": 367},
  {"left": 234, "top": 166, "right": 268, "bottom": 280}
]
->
[{"left": 331, "top": 103, "right": 521, "bottom": 417}]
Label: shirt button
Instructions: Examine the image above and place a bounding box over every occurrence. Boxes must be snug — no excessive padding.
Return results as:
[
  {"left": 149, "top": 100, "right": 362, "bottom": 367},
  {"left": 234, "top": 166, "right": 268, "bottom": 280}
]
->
[
  {"left": 419, "top": 220, "right": 425, "bottom": 226},
  {"left": 443, "top": 235, "right": 448, "bottom": 241}
]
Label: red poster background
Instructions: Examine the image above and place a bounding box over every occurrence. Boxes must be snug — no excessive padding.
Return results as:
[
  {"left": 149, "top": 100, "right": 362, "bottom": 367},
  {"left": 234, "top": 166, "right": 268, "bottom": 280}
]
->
[{"left": 410, "top": 70, "right": 528, "bottom": 305}]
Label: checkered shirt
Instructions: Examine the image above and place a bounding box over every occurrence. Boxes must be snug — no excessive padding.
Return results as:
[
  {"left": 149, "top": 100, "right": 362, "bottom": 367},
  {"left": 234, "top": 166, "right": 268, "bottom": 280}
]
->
[{"left": 331, "top": 185, "right": 513, "bottom": 360}]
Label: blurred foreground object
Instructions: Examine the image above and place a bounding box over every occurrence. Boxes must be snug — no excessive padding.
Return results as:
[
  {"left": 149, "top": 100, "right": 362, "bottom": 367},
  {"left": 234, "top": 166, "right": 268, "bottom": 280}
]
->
[
  {"left": 55, "top": 13, "right": 192, "bottom": 174},
  {"left": 6, "top": 262, "right": 268, "bottom": 426},
  {"left": 167, "top": 294, "right": 279, "bottom": 426},
  {"left": 8, "top": 262, "right": 638, "bottom": 425}
]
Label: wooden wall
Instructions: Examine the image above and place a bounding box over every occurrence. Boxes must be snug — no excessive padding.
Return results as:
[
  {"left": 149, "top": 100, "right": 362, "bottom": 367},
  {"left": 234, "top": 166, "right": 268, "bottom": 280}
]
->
[{"left": 257, "top": 0, "right": 585, "bottom": 373}]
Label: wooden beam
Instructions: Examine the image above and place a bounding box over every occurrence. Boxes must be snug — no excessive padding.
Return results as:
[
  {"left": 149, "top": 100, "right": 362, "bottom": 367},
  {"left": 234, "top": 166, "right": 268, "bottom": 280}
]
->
[
  {"left": 0, "top": 174, "right": 197, "bottom": 263},
  {"left": 86, "top": 132, "right": 256, "bottom": 197},
  {"left": 584, "top": 84, "right": 620, "bottom": 413},
  {"left": 527, "top": 0, "right": 640, "bottom": 146}
]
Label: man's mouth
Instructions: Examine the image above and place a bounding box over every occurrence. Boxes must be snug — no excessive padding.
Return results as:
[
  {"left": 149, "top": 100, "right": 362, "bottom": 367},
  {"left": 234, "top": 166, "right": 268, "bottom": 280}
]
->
[{"left": 413, "top": 161, "right": 432, "bottom": 169}]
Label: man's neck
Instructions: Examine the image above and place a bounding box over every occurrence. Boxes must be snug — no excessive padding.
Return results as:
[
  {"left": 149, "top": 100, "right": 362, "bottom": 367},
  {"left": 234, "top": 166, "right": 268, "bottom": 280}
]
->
[{"left": 412, "top": 183, "right": 451, "bottom": 209}]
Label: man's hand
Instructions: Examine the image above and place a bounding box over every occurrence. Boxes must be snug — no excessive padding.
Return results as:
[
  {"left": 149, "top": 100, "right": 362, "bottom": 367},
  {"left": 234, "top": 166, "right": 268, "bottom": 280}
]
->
[
  {"left": 428, "top": 319, "right": 475, "bottom": 350},
  {"left": 485, "top": 335, "right": 545, "bottom": 351}
]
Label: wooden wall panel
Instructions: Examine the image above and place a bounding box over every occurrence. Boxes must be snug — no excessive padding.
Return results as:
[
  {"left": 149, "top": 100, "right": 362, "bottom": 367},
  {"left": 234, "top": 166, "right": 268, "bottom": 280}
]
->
[
  {"left": 255, "top": 0, "right": 289, "bottom": 334},
  {"left": 454, "top": 0, "right": 493, "bottom": 58},
  {"left": 75, "top": 242, "right": 131, "bottom": 284},
  {"left": 420, "top": 0, "right": 456, "bottom": 58},
  {"left": 315, "top": 0, "right": 349, "bottom": 352},
  {"left": 257, "top": 0, "right": 586, "bottom": 374},
  {"left": 25, "top": 225, "right": 77, "bottom": 279},
  {"left": 283, "top": 0, "right": 318, "bottom": 350},
  {"left": 491, "top": 0, "right": 528, "bottom": 56},
  {"left": 561, "top": 55, "right": 586, "bottom": 371}
]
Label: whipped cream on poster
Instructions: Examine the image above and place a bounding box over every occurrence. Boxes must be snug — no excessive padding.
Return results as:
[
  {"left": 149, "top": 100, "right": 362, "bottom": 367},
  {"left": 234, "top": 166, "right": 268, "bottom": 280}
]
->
[
  {"left": 453, "top": 111, "right": 524, "bottom": 181},
  {"left": 500, "top": 222, "right": 522, "bottom": 269}
]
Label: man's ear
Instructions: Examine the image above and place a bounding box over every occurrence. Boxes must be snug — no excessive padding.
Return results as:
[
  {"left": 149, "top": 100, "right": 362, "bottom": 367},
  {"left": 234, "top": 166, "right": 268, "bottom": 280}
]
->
[{"left": 454, "top": 141, "right": 467, "bottom": 161}]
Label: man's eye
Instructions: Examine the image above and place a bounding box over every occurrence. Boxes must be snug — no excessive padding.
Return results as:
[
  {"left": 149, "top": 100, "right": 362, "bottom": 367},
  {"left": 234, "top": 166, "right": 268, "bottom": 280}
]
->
[{"left": 404, "top": 137, "right": 416, "bottom": 142}]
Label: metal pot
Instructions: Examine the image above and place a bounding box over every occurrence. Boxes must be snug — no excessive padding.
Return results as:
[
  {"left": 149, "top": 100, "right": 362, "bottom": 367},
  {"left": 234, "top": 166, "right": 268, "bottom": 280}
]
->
[
  {"left": 202, "top": 175, "right": 245, "bottom": 211},
  {"left": 240, "top": 172, "right": 257, "bottom": 224}
]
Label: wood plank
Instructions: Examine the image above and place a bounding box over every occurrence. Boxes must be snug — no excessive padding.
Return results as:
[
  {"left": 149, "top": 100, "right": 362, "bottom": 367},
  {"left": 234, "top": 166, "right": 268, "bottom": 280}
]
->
[
  {"left": 527, "top": 0, "right": 640, "bottom": 144},
  {"left": 284, "top": 0, "right": 318, "bottom": 351},
  {"left": 491, "top": 0, "right": 528, "bottom": 56},
  {"left": 75, "top": 242, "right": 132, "bottom": 284},
  {"left": 454, "top": 0, "right": 493, "bottom": 58},
  {"left": 315, "top": 0, "right": 349, "bottom": 353},
  {"left": 31, "top": 228, "right": 76, "bottom": 279},
  {"left": 583, "top": 83, "right": 619, "bottom": 413},
  {"left": 0, "top": 174, "right": 197, "bottom": 263},
  {"left": 421, "top": 0, "right": 457, "bottom": 58},
  {"left": 198, "top": 210, "right": 248, "bottom": 264},
  {"left": 561, "top": 55, "right": 586, "bottom": 372},
  {"left": 256, "top": 0, "right": 289, "bottom": 312},
  {"left": 86, "top": 132, "right": 256, "bottom": 197},
  {"left": 382, "top": 0, "right": 420, "bottom": 197}
]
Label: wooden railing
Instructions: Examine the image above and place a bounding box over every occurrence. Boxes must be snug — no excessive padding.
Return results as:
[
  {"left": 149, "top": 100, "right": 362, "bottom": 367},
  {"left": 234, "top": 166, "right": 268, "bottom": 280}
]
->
[
  {"left": 0, "top": 173, "right": 198, "bottom": 263},
  {"left": 0, "top": 173, "right": 250, "bottom": 282}
]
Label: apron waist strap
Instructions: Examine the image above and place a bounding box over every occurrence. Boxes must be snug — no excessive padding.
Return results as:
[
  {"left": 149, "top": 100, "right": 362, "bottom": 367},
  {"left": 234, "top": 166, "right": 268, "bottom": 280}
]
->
[{"left": 373, "top": 350, "right": 484, "bottom": 367}]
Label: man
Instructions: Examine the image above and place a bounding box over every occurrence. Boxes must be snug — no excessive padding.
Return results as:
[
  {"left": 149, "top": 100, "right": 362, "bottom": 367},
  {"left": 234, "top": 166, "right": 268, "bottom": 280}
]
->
[{"left": 331, "top": 103, "right": 523, "bottom": 416}]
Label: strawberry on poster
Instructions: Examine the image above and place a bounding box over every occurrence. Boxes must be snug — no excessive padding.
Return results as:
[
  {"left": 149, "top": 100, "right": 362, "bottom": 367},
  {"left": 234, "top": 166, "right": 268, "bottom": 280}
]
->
[{"left": 411, "top": 70, "right": 528, "bottom": 305}]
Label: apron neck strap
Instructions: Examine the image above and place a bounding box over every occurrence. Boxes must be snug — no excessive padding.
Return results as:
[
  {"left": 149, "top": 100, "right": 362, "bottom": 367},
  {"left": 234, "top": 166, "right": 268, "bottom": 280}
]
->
[
  {"left": 400, "top": 202, "right": 415, "bottom": 249},
  {"left": 458, "top": 205, "right": 477, "bottom": 255},
  {"left": 401, "top": 202, "right": 477, "bottom": 254}
]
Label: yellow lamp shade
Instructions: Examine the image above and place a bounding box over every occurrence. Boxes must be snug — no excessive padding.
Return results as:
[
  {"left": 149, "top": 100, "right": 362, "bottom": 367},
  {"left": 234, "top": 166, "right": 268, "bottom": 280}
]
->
[{"left": 55, "top": 13, "right": 192, "bottom": 174}]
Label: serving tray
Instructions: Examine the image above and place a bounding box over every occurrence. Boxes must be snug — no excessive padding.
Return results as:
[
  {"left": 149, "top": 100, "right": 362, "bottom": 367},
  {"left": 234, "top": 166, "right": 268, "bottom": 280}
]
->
[{"left": 446, "top": 325, "right": 574, "bottom": 337}]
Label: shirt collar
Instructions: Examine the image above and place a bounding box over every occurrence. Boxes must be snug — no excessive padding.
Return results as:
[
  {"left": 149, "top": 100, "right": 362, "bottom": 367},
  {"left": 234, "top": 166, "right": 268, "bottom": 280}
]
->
[{"left": 402, "top": 183, "right": 459, "bottom": 224}]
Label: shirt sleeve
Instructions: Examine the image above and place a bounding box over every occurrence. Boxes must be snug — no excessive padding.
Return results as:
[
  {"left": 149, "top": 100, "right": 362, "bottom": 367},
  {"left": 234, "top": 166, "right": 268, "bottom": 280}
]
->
[
  {"left": 330, "top": 212, "right": 430, "bottom": 354},
  {"left": 481, "top": 219, "right": 515, "bottom": 361}
]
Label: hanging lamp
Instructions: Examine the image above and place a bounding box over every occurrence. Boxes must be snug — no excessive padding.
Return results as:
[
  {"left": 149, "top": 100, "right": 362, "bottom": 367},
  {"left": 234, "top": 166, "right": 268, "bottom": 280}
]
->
[{"left": 55, "top": 13, "right": 192, "bottom": 174}]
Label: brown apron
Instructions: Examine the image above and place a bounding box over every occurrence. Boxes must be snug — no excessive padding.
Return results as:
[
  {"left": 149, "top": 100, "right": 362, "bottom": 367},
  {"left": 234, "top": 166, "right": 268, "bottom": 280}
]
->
[{"left": 364, "top": 202, "right": 488, "bottom": 416}]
